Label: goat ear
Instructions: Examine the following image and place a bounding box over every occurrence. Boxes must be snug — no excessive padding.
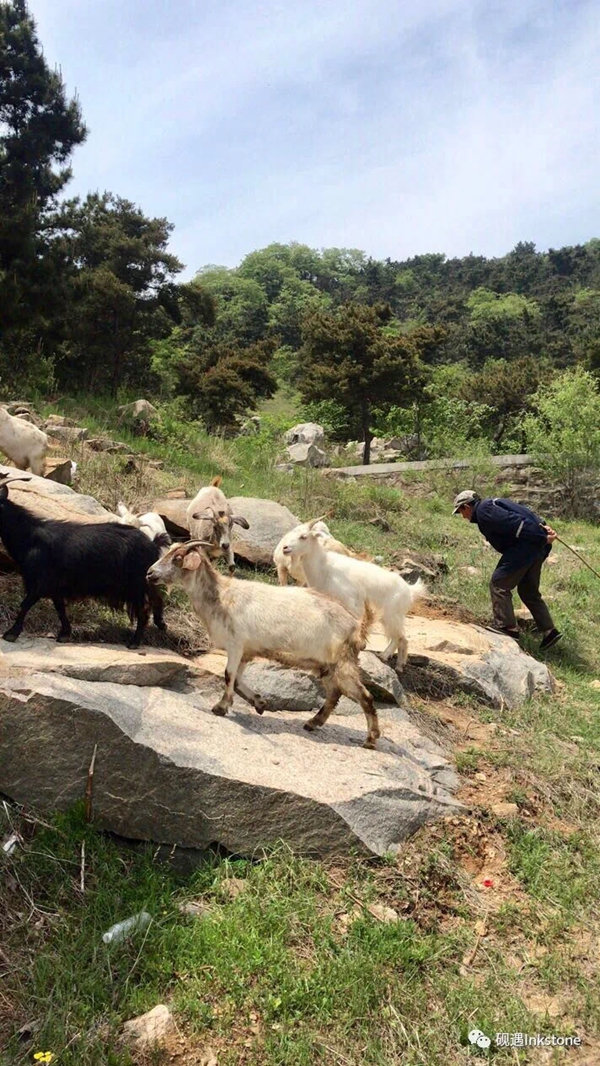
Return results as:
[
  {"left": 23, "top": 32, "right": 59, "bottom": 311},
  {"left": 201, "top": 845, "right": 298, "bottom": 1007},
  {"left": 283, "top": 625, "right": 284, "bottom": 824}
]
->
[
  {"left": 192, "top": 509, "right": 214, "bottom": 521},
  {"left": 210, "top": 475, "right": 223, "bottom": 487},
  {"left": 231, "top": 515, "right": 250, "bottom": 529},
  {"left": 182, "top": 550, "right": 202, "bottom": 570}
]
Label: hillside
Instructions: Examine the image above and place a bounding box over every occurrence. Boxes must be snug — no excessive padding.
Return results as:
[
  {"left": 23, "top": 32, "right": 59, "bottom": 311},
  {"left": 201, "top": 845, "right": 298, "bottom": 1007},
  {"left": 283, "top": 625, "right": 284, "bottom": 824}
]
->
[{"left": 1, "top": 399, "right": 599, "bottom": 1065}]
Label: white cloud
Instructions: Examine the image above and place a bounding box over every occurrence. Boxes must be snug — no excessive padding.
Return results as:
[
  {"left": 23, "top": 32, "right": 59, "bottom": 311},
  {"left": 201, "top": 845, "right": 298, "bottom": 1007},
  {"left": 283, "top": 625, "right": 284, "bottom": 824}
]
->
[{"left": 27, "top": 0, "right": 600, "bottom": 273}]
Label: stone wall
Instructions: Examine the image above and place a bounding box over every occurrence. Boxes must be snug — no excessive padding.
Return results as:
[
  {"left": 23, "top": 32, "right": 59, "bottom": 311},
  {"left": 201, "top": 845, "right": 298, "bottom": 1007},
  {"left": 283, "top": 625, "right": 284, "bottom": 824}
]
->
[{"left": 324, "top": 454, "right": 599, "bottom": 518}]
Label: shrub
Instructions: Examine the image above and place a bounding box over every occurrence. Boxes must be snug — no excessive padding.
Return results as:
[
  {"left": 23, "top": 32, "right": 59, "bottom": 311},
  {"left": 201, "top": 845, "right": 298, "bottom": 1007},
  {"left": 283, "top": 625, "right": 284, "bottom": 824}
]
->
[{"left": 524, "top": 367, "right": 600, "bottom": 518}]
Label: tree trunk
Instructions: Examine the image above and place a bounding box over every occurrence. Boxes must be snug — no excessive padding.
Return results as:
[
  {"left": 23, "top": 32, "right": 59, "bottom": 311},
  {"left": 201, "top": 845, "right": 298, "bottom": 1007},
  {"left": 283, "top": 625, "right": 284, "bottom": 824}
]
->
[{"left": 361, "top": 399, "right": 372, "bottom": 465}]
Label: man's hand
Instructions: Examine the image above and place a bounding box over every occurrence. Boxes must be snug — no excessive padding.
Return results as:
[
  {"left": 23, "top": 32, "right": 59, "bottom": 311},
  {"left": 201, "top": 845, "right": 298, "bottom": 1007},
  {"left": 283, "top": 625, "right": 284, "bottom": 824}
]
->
[{"left": 542, "top": 523, "right": 558, "bottom": 543}]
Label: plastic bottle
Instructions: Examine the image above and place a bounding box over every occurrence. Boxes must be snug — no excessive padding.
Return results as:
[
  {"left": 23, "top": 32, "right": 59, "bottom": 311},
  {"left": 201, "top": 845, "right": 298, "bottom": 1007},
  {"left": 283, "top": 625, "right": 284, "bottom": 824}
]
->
[{"left": 102, "top": 910, "right": 151, "bottom": 944}]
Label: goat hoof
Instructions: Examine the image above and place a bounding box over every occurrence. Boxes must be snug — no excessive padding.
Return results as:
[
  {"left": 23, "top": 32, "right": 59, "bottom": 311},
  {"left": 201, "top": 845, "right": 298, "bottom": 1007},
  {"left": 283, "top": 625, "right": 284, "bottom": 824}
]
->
[
  {"left": 363, "top": 739, "right": 377, "bottom": 750},
  {"left": 56, "top": 632, "right": 72, "bottom": 643},
  {"left": 127, "top": 638, "right": 142, "bottom": 650},
  {"left": 303, "top": 721, "right": 316, "bottom": 733},
  {"left": 2, "top": 630, "right": 18, "bottom": 643},
  {"left": 254, "top": 698, "right": 267, "bottom": 715},
  {"left": 155, "top": 620, "right": 167, "bottom": 631},
  {"left": 211, "top": 703, "right": 229, "bottom": 717}
]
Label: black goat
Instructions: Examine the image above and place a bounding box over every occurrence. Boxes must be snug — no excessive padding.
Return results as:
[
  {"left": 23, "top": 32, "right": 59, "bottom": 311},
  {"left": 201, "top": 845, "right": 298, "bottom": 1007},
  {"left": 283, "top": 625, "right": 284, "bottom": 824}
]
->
[{"left": 0, "top": 474, "right": 166, "bottom": 647}]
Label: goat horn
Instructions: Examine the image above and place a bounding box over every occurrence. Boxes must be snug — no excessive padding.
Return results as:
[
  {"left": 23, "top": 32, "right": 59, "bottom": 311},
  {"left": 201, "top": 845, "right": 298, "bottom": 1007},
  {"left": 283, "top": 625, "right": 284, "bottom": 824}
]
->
[
  {"left": 183, "top": 540, "right": 214, "bottom": 550},
  {"left": 307, "top": 514, "right": 329, "bottom": 529}
]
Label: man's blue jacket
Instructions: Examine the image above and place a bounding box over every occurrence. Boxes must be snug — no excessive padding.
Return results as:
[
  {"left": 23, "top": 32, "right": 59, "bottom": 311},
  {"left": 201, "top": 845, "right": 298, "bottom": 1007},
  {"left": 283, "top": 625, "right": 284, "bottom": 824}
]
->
[{"left": 471, "top": 497, "right": 551, "bottom": 578}]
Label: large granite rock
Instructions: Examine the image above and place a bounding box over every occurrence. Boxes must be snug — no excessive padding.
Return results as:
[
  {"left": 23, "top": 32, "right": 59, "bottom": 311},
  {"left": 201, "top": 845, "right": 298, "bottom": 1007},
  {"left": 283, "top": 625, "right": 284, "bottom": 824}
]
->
[
  {"left": 117, "top": 399, "right": 160, "bottom": 435},
  {"left": 284, "top": 422, "right": 325, "bottom": 446},
  {"left": 370, "top": 616, "right": 554, "bottom": 709},
  {"left": 45, "top": 425, "right": 88, "bottom": 444},
  {"left": 0, "top": 637, "right": 189, "bottom": 687},
  {"left": 228, "top": 497, "right": 300, "bottom": 566},
  {"left": 0, "top": 466, "right": 116, "bottom": 570},
  {"left": 286, "top": 442, "right": 329, "bottom": 468},
  {"left": 0, "top": 669, "right": 460, "bottom": 858}
]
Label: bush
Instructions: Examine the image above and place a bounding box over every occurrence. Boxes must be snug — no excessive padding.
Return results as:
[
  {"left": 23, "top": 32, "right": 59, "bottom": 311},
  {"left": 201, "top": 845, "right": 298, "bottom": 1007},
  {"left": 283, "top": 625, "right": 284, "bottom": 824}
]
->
[{"left": 524, "top": 367, "right": 600, "bottom": 518}]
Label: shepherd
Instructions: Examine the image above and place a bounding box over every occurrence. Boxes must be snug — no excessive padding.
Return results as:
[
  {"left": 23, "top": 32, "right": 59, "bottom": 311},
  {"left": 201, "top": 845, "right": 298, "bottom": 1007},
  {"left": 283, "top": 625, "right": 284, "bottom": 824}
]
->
[{"left": 452, "top": 490, "right": 561, "bottom": 650}]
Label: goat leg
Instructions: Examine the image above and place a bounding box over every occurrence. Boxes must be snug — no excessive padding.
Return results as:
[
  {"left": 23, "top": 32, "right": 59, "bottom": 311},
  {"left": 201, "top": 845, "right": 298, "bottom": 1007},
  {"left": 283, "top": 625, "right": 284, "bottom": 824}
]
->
[
  {"left": 212, "top": 649, "right": 242, "bottom": 716},
  {"left": 233, "top": 663, "right": 267, "bottom": 714},
  {"left": 52, "top": 596, "right": 72, "bottom": 642},
  {"left": 127, "top": 600, "right": 150, "bottom": 649},
  {"left": 3, "top": 590, "right": 41, "bottom": 642},
  {"left": 148, "top": 586, "right": 167, "bottom": 631}
]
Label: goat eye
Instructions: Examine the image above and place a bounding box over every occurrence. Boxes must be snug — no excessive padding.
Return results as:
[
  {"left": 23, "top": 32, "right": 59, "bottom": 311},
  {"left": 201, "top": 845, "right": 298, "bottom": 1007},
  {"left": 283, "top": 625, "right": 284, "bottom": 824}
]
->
[
  {"left": 174, "top": 556, "right": 183, "bottom": 567},
  {"left": 300, "top": 534, "right": 308, "bottom": 540},
  {"left": 219, "top": 510, "right": 225, "bottom": 517}
]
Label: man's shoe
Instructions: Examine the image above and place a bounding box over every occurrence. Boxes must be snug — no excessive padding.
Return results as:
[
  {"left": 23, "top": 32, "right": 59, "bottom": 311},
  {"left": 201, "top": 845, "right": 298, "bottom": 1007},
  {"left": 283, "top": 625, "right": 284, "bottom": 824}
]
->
[
  {"left": 485, "top": 624, "right": 520, "bottom": 640},
  {"left": 540, "top": 628, "right": 562, "bottom": 650}
]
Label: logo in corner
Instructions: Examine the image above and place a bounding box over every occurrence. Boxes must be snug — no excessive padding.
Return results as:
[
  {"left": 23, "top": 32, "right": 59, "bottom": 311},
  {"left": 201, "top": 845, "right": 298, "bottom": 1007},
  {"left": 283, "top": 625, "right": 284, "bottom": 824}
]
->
[{"left": 468, "top": 1029, "right": 492, "bottom": 1049}]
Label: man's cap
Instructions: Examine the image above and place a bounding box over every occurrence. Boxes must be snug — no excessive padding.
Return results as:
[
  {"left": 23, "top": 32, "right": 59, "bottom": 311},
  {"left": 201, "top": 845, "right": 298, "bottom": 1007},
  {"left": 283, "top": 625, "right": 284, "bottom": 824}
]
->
[{"left": 452, "top": 490, "right": 480, "bottom": 514}]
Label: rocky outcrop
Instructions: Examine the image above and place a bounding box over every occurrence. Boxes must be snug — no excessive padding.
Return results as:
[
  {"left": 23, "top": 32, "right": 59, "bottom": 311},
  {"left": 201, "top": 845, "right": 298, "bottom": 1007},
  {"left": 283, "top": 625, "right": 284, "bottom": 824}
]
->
[
  {"left": 0, "top": 668, "right": 461, "bottom": 858},
  {"left": 0, "top": 637, "right": 189, "bottom": 687},
  {"left": 372, "top": 617, "right": 554, "bottom": 709},
  {"left": 45, "top": 425, "right": 89, "bottom": 444}
]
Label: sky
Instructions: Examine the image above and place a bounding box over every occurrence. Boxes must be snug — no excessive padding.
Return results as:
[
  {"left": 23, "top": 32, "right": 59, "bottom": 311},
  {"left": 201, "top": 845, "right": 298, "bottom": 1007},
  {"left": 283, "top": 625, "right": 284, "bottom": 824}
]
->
[{"left": 29, "top": 0, "right": 600, "bottom": 278}]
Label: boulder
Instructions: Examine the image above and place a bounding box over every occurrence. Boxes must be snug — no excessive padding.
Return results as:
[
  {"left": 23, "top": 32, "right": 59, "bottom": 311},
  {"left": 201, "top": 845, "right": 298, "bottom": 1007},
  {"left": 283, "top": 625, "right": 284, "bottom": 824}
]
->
[
  {"left": 86, "top": 438, "right": 129, "bottom": 454},
  {"left": 284, "top": 422, "right": 325, "bottom": 446},
  {"left": 286, "top": 442, "right": 329, "bottom": 468},
  {"left": 228, "top": 497, "right": 300, "bottom": 566},
  {"left": 122, "top": 1005, "right": 174, "bottom": 1051},
  {"left": 392, "top": 551, "right": 448, "bottom": 583},
  {"left": 1, "top": 637, "right": 189, "bottom": 687},
  {"left": 0, "top": 669, "right": 461, "bottom": 858},
  {"left": 117, "top": 399, "right": 160, "bottom": 435},
  {"left": 45, "top": 425, "right": 89, "bottom": 444},
  {"left": 152, "top": 497, "right": 191, "bottom": 538},
  {"left": 368, "top": 617, "right": 554, "bottom": 709},
  {"left": 43, "top": 414, "right": 77, "bottom": 428},
  {"left": 359, "top": 651, "right": 405, "bottom": 704},
  {"left": 43, "top": 458, "right": 74, "bottom": 485}
]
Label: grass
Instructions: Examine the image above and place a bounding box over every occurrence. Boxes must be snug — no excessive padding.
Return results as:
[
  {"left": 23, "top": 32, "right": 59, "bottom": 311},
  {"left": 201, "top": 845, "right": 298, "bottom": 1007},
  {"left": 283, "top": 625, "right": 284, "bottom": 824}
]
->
[{"left": 1, "top": 395, "right": 599, "bottom": 1063}]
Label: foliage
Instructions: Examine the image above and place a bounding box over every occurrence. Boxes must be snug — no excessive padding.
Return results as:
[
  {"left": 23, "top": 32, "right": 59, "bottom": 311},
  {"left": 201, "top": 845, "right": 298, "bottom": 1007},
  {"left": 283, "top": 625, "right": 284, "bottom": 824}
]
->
[
  {"left": 0, "top": 0, "right": 86, "bottom": 377},
  {"left": 172, "top": 337, "right": 277, "bottom": 431},
  {"left": 524, "top": 367, "right": 600, "bottom": 516},
  {"left": 297, "top": 303, "right": 430, "bottom": 463}
]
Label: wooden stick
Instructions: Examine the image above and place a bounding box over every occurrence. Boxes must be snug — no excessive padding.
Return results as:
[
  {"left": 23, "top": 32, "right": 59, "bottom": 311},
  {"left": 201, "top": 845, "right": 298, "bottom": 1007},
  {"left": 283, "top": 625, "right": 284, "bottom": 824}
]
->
[
  {"left": 80, "top": 839, "right": 85, "bottom": 894},
  {"left": 84, "top": 744, "right": 98, "bottom": 823}
]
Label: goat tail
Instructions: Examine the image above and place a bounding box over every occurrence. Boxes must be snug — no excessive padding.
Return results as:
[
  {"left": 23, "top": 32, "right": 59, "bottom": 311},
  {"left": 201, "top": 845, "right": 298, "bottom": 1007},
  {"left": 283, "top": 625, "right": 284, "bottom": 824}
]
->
[
  {"left": 408, "top": 578, "right": 427, "bottom": 607},
  {"left": 357, "top": 602, "right": 376, "bottom": 649},
  {"left": 210, "top": 475, "right": 223, "bottom": 487}
]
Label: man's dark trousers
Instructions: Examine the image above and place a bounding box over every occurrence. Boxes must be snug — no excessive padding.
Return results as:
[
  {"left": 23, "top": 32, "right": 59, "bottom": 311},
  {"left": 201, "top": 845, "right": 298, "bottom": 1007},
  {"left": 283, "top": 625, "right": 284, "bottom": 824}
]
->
[{"left": 490, "top": 552, "right": 554, "bottom": 632}]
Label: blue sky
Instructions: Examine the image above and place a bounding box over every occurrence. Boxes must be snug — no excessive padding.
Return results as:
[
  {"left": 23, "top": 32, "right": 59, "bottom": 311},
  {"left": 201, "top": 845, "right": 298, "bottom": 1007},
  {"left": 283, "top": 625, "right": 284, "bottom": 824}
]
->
[{"left": 30, "top": 0, "right": 600, "bottom": 278}]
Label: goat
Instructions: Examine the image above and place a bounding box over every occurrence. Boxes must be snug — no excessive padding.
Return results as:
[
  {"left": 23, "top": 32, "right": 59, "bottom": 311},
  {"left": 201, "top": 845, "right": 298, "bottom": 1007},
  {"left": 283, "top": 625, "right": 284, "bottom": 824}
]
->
[
  {"left": 274, "top": 519, "right": 369, "bottom": 586},
  {"left": 147, "top": 541, "right": 380, "bottom": 748},
  {"left": 186, "top": 475, "right": 249, "bottom": 572},
  {"left": 116, "top": 502, "right": 172, "bottom": 551},
  {"left": 0, "top": 472, "right": 166, "bottom": 647},
  {"left": 281, "top": 519, "right": 426, "bottom": 670},
  {"left": 0, "top": 406, "right": 48, "bottom": 476}
]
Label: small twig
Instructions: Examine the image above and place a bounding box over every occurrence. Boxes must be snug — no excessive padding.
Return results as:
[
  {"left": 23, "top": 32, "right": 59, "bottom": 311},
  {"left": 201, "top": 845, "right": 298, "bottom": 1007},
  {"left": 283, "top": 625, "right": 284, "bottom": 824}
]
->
[
  {"left": 84, "top": 744, "right": 98, "bottom": 823},
  {"left": 79, "top": 839, "right": 85, "bottom": 894}
]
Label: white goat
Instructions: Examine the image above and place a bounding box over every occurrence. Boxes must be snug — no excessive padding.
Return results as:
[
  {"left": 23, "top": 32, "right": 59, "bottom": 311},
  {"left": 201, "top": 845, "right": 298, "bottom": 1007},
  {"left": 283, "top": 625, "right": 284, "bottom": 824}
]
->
[
  {"left": 186, "top": 475, "right": 249, "bottom": 572},
  {"left": 281, "top": 519, "right": 426, "bottom": 670},
  {"left": 116, "top": 502, "right": 169, "bottom": 541},
  {"left": 147, "top": 541, "right": 380, "bottom": 748},
  {"left": 0, "top": 406, "right": 48, "bottom": 476},
  {"left": 274, "top": 520, "right": 364, "bottom": 586}
]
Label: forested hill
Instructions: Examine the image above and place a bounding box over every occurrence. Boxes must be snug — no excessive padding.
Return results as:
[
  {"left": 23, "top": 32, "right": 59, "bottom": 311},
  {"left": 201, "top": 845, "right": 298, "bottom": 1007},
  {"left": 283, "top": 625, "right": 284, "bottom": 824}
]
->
[{"left": 193, "top": 238, "right": 600, "bottom": 370}]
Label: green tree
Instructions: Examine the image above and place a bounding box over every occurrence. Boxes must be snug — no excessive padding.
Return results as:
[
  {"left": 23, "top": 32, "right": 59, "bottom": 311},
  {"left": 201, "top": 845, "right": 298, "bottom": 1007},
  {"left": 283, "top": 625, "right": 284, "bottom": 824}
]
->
[
  {"left": 0, "top": 0, "right": 86, "bottom": 369},
  {"left": 462, "top": 356, "right": 544, "bottom": 449},
  {"left": 523, "top": 367, "right": 600, "bottom": 517},
  {"left": 298, "top": 303, "right": 427, "bottom": 464},
  {"left": 55, "top": 193, "right": 186, "bottom": 393},
  {"left": 173, "top": 338, "right": 277, "bottom": 432}
]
